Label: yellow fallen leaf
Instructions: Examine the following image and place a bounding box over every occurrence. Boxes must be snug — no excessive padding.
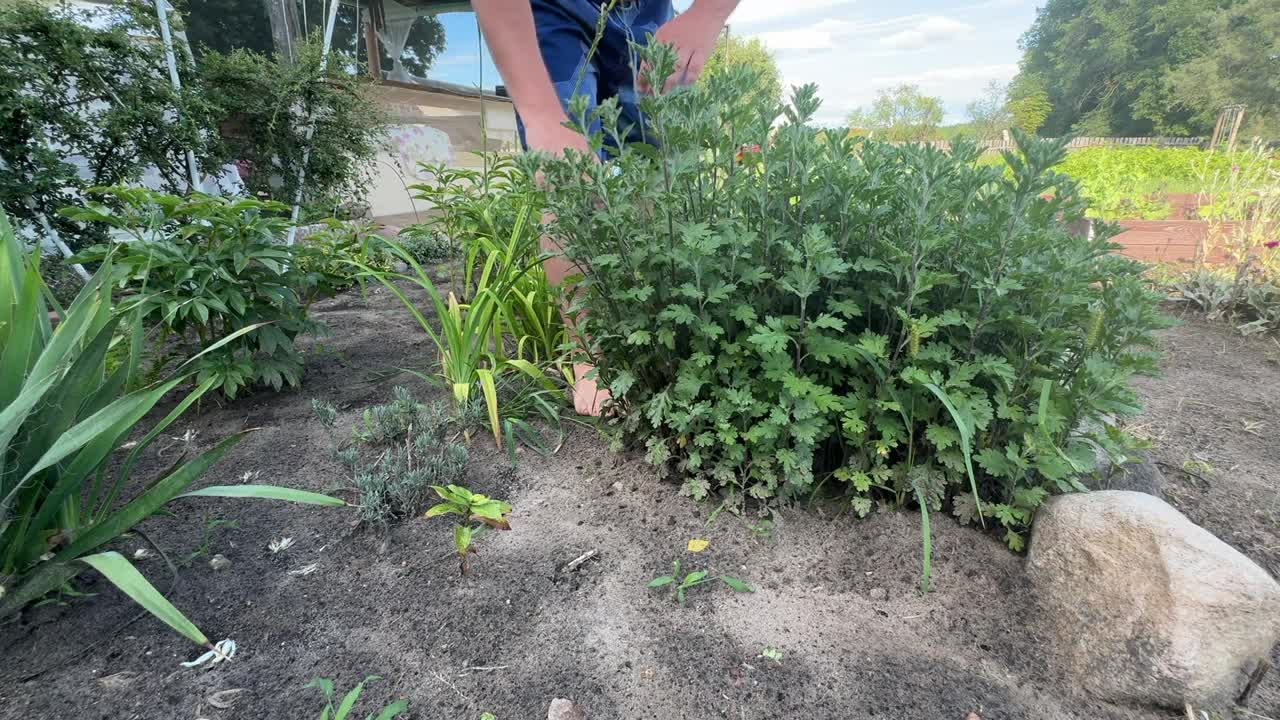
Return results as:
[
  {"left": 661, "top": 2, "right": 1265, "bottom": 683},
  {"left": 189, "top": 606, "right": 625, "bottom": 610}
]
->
[{"left": 687, "top": 538, "right": 710, "bottom": 553}]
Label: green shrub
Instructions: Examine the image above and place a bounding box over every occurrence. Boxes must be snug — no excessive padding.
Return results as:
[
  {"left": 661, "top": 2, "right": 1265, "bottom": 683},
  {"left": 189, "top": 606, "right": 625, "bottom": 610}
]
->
[
  {"left": 66, "top": 187, "right": 351, "bottom": 398},
  {"left": 409, "top": 156, "right": 530, "bottom": 255},
  {"left": 0, "top": 209, "right": 342, "bottom": 649},
  {"left": 1051, "top": 146, "right": 1278, "bottom": 221},
  {"left": 0, "top": 1, "right": 386, "bottom": 251},
  {"left": 0, "top": 0, "right": 217, "bottom": 251},
  {"left": 313, "top": 388, "right": 468, "bottom": 525},
  {"left": 195, "top": 37, "right": 388, "bottom": 208},
  {"left": 295, "top": 220, "right": 394, "bottom": 294},
  {"left": 523, "top": 45, "right": 1168, "bottom": 553},
  {"left": 395, "top": 225, "right": 456, "bottom": 265}
]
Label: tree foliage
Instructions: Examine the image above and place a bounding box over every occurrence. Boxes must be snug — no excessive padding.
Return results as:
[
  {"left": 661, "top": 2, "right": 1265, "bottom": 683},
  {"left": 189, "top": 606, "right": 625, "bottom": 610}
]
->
[
  {"left": 196, "top": 38, "right": 388, "bottom": 207},
  {"left": 0, "top": 0, "right": 388, "bottom": 249},
  {"left": 965, "top": 81, "right": 1013, "bottom": 142},
  {"left": 701, "top": 33, "right": 782, "bottom": 110},
  {"left": 1006, "top": 74, "right": 1052, "bottom": 135},
  {"left": 0, "top": 0, "right": 215, "bottom": 249},
  {"left": 1166, "top": 0, "right": 1280, "bottom": 138},
  {"left": 847, "top": 84, "right": 945, "bottom": 142},
  {"left": 1014, "top": 0, "right": 1277, "bottom": 137}
]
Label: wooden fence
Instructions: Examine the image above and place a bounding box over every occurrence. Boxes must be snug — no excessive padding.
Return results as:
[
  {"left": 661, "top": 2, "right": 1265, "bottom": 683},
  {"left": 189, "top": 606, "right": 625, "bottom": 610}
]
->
[{"left": 918, "top": 136, "right": 1208, "bottom": 152}]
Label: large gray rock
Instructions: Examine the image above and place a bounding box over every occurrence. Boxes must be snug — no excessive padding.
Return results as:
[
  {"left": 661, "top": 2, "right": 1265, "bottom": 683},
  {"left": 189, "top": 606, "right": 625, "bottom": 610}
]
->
[{"left": 1027, "top": 490, "right": 1280, "bottom": 708}]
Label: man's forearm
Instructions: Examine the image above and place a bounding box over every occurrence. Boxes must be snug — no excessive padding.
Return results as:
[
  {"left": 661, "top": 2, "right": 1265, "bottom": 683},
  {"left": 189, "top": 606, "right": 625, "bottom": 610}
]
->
[
  {"left": 471, "top": 0, "right": 565, "bottom": 125},
  {"left": 687, "top": 0, "right": 740, "bottom": 27}
]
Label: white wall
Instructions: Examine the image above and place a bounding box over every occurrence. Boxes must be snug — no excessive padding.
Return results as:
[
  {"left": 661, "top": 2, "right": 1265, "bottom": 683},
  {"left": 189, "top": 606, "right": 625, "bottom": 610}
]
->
[{"left": 366, "top": 86, "right": 518, "bottom": 220}]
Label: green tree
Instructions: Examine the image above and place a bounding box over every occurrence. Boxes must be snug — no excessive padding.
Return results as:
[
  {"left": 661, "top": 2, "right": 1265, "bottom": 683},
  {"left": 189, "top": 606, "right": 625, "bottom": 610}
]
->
[
  {"left": 0, "top": 0, "right": 217, "bottom": 250},
  {"left": 965, "top": 80, "right": 1013, "bottom": 142},
  {"left": 1006, "top": 73, "right": 1053, "bottom": 135},
  {"left": 1016, "top": 0, "right": 1223, "bottom": 136},
  {"left": 196, "top": 38, "right": 388, "bottom": 207},
  {"left": 700, "top": 33, "right": 782, "bottom": 110},
  {"left": 847, "top": 84, "right": 945, "bottom": 142},
  {"left": 1167, "top": 0, "right": 1280, "bottom": 138}
]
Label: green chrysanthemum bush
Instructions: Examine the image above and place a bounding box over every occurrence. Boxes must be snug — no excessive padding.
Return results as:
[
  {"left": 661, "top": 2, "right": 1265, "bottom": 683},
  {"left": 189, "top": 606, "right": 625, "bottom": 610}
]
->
[{"left": 521, "top": 43, "right": 1168, "bottom": 551}]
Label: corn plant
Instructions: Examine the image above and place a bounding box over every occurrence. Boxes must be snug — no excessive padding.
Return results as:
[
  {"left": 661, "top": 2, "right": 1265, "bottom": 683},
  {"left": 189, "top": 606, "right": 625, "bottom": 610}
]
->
[
  {"left": 366, "top": 207, "right": 563, "bottom": 450},
  {"left": 0, "top": 210, "right": 343, "bottom": 651},
  {"left": 411, "top": 157, "right": 572, "bottom": 378},
  {"left": 306, "top": 675, "right": 408, "bottom": 720}
]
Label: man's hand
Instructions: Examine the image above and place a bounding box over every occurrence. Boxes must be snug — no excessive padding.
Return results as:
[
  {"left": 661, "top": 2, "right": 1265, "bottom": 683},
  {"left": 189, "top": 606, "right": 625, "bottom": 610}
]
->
[
  {"left": 522, "top": 113, "right": 593, "bottom": 157},
  {"left": 637, "top": 0, "right": 739, "bottom": 94}
]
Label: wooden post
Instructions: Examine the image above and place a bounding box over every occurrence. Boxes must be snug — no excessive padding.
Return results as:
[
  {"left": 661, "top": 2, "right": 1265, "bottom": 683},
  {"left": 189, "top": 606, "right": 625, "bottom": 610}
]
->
[
  {"left": 154, "top": 0, "right": 201, "bottom": 191},
  {"left": 284, "top": 0, "right": 341, "bottom": 245},
  {"left": 265, "top": 0, "right": 303, "bottom": 64},
  {"left": 1227, "top": 106, "right": 1245, "bottom": 153},
  {"left": 362, "top": 7, "right": 382, "bottom": 78}
]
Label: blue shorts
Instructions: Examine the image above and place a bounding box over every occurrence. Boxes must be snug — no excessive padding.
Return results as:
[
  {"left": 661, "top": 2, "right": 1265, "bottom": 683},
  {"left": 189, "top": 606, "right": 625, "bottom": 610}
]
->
[{"left": 520, "top": 0, "right": 674, "bottom": 154}]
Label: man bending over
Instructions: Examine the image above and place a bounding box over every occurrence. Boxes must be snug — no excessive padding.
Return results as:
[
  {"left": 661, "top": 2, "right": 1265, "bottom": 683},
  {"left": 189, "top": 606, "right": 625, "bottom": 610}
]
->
[{"left": 471, "top": 0, "right": 740, "bottom": 414}]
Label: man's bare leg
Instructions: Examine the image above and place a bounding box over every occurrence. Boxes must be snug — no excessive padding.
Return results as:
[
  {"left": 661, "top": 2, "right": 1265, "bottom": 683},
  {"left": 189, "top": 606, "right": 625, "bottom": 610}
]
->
[{"left": 543, "top": 248, "right": 611, "bottom": 417}]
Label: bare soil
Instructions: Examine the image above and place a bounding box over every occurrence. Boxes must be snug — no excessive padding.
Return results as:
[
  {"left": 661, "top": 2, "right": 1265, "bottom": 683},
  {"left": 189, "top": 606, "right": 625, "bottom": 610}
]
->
[{"left": 1, "top": 288, "right": 1277, "bottom": 720}]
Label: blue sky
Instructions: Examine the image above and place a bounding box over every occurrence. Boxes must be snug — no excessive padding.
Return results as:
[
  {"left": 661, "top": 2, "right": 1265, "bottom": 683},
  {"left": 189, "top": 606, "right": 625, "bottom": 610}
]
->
[
  {"left": 426, "top": 1, "right": 1040, "bottom": 126},
  {"left": 705, "top": 0, "right": 1039, "bottom": 125},
  {"left": 422, "top": 11, "right": 502, "bottom": 90}
]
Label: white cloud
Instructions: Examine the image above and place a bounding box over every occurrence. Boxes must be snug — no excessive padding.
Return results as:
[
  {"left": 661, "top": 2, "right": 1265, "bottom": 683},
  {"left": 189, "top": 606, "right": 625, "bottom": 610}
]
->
[
  {"left": 879, "top": 16, "right": 975, "bottom": 51},
  {"left": 726, "top": 0, "right": 860, "bottom": 28},
  {"left": 872, "top": 63, "right": 1019, "bottom": 89},
  {"left": 724, "top": 4, "right": 1037, "bottom": 126},
  {"left": 752, "top": 28, "right": 836, "bottom": 50},
  {"left": 746, "top": 15, "right": 972, "bottom": 54},
  {"left": 961, "top": 0, "right": 1028, "bottom": 9},
  {"left": 749, "top": 16, "right": 934, "bottom": 51},
  {"left": 770, "top": 53, "right": 1020, "bottom": 126}
]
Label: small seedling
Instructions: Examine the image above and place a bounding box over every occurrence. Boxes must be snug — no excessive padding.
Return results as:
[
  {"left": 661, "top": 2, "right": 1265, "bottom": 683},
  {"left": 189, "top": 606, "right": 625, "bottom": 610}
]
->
[
  {"left": 306, "top": 675, "right": 408, "bottom": 720},
  {"left": 182, "top": 516, "right": 238, "bottom": 566},
  {"left": 760, "top": 646, "right": 784, "bottom": 663},
  {"left": 647, "top": 559, "right": 753, "bottom": 605},
  {"left": 747, "top": 519, "right": 776, "bottom": 541},
  {"left": 425, "top": 484, "right": 512, "bottom": 574}
]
